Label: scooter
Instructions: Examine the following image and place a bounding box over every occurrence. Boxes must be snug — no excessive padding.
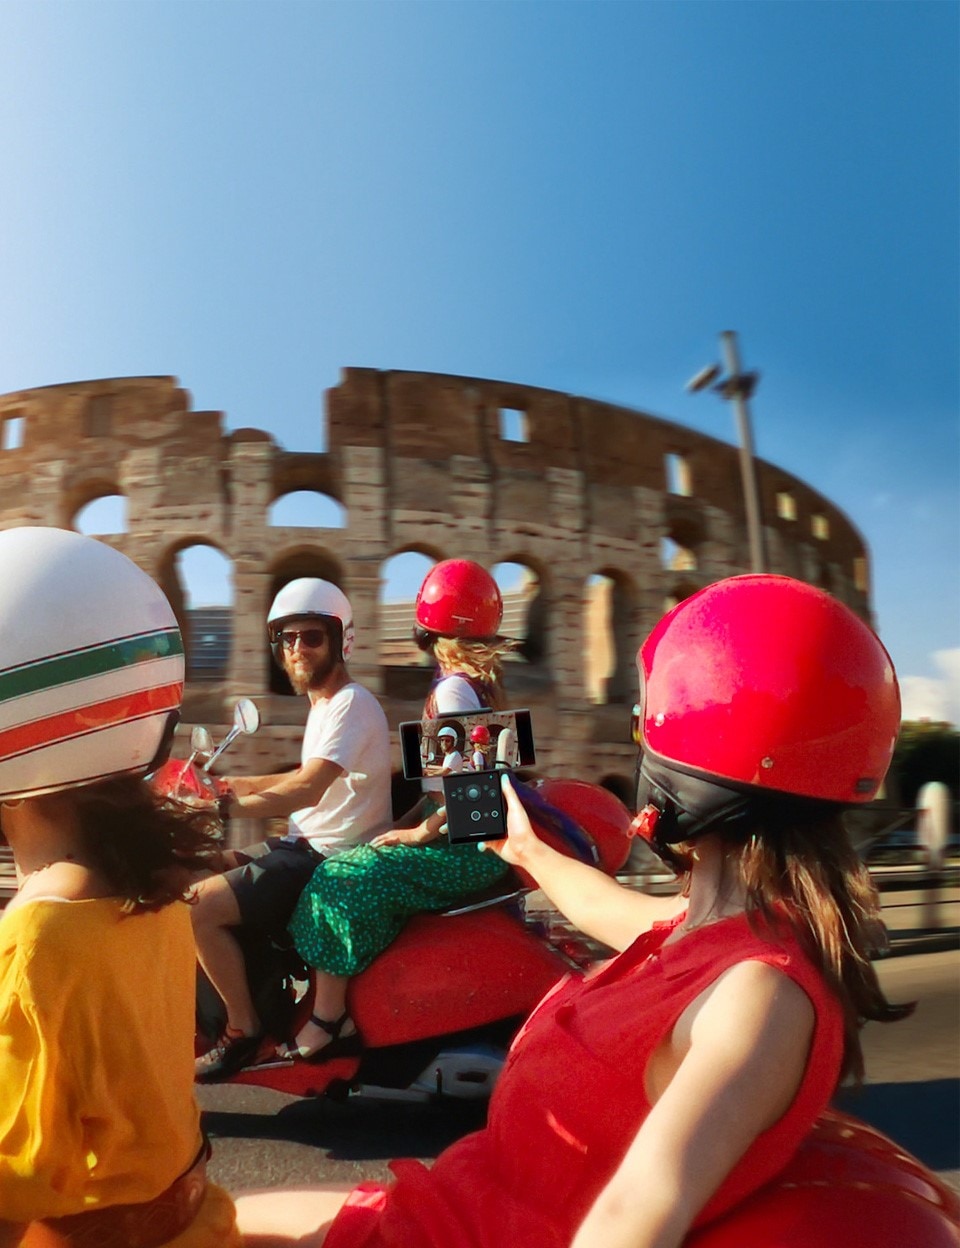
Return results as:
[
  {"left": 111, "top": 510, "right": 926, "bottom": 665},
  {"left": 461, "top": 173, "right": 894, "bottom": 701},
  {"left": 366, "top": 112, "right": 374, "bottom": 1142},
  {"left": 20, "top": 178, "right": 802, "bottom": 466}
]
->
[
  {"left": 152, "top": 704, "right": 636, "bottom": 1103},
  {"left": 215, "top": 776, "right": 635, "bottom": 1101}
]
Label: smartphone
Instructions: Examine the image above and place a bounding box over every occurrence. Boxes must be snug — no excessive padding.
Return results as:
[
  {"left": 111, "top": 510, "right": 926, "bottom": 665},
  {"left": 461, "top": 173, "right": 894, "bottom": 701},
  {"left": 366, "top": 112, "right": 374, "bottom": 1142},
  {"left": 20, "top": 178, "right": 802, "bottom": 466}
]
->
[
  {"left": 442, "top": 770, "right": 507, "bottom": 844},
  {"left": 398, "top": 708, "right": 535, "bottom": 781}
]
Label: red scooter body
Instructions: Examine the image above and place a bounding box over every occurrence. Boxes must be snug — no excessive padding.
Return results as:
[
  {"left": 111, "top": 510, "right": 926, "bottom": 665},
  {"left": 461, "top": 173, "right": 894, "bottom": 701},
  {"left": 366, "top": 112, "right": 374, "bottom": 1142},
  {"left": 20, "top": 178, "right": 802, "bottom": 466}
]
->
[
  {"left": 688, "top": 1109, "right": 959, "bottom": 1247},
  {"left": 222, "top": 902, "right": 574, "bottom": 1098},
  {"left": 172, "top": 758, "right": 636, "bottom": 1103},
  {"left": 179, "top": 765, "right": 634, "bottom": 1102}
]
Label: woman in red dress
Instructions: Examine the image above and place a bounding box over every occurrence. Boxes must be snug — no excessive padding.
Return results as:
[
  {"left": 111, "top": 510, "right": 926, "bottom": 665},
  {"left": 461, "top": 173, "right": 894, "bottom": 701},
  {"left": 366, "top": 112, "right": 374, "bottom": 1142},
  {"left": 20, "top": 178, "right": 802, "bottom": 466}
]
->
[{"left": 236, "top": 574, "right": 919, "bottom": 1248}]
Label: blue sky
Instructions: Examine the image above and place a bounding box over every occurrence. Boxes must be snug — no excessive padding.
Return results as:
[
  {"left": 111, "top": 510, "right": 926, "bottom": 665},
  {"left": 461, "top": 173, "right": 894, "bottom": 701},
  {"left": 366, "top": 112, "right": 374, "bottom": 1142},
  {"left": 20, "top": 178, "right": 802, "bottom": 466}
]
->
[{"left": 0, "top": 1, "right": 957, "bottom": 722}]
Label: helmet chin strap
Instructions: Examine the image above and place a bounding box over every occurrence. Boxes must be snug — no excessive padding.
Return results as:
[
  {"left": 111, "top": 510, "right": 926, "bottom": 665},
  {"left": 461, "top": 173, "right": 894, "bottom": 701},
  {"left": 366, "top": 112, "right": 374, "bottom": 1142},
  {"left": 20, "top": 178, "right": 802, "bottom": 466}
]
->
[{"left": 632, "top": 753, "right": 754, "bottom": 861}]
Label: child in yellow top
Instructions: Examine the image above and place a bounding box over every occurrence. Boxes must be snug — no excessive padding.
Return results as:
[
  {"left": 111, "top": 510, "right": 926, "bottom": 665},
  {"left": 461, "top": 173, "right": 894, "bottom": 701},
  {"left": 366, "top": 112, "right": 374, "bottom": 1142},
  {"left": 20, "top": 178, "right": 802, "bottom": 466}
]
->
[{"left": 0, "top": 525, "right": 241, "bottom": 1248}]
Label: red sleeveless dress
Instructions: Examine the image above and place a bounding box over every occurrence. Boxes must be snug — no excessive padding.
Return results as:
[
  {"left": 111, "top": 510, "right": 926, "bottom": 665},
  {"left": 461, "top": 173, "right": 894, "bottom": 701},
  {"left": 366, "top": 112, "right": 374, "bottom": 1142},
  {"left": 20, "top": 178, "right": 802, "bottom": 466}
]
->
[{"left": 324, "top": 910, "right": 845, "bottom": 1248}]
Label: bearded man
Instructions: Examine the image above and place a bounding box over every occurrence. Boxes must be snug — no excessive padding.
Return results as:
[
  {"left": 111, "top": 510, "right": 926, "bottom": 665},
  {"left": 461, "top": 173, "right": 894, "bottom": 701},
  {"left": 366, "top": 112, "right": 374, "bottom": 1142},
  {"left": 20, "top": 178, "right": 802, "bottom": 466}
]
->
[{"left": 191, "top": 579, "right": 390, "bottom": 1080}]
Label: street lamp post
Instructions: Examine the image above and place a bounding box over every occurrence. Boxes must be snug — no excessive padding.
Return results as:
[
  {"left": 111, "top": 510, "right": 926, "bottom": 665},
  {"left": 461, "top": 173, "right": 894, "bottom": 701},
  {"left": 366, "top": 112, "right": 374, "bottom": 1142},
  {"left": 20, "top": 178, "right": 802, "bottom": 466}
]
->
[{"left": 687, "top": 330, "right": 766, "bottom": 574}]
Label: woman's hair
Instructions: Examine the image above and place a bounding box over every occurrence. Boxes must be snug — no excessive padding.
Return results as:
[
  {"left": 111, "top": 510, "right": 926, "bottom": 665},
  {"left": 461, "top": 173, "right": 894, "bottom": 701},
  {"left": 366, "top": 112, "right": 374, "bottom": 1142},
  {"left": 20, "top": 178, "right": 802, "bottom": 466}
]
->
[
  {"left": 705, "top": 809, "right": 913, "bottom": 1085},
  {"left": 430, "top": 636, "right": 516, "bottom": 710},
  {"left": 70, "top": 775, "right": 224, "bottom": 914}
]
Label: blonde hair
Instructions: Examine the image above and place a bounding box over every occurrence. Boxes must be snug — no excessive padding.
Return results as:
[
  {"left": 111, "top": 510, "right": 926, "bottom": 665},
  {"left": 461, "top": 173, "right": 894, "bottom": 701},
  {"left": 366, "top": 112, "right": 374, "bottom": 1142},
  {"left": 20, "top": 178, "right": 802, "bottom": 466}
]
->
[{"left": 432, "top": 637, "right": 517, "bottom": 710}]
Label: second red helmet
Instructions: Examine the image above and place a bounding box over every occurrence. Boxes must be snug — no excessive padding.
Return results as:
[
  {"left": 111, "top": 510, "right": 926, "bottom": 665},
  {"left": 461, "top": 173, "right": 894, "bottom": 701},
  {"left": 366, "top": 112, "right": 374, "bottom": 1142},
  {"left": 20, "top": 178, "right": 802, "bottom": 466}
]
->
[
  {"left": 636, "top": 574, "right": 900, "bottom": 807},
  {"left": 415, "top": 560, "right": 503, "bottom": 639}
]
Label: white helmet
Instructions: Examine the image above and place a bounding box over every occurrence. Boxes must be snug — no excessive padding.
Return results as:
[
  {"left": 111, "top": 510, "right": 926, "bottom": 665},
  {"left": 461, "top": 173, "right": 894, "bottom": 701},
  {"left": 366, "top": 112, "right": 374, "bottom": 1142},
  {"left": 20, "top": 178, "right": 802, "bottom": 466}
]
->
[
  {"left": 267, "top": 578, "right": 355, "bottom": 662},
  {"left": 0, "top": 527, "right": 184, "bottom": 801},
  {"left": 437, "top": 726, "right": 458, "bottom": 741}
]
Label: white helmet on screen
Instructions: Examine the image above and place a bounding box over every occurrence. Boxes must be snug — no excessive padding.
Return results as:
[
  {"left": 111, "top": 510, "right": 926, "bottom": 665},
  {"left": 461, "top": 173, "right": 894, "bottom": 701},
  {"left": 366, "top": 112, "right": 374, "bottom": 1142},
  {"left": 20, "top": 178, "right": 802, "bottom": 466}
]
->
[{"left": 0, "top": 527, "right": 184, "bottom": 800}]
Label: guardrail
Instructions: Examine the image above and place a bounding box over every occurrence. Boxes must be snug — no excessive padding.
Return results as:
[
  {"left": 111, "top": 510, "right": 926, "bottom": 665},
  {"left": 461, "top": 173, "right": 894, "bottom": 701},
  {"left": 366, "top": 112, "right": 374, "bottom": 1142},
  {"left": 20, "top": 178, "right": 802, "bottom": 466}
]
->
[{"left": 2, "top": 845, "right": 957, "bottom": 955}]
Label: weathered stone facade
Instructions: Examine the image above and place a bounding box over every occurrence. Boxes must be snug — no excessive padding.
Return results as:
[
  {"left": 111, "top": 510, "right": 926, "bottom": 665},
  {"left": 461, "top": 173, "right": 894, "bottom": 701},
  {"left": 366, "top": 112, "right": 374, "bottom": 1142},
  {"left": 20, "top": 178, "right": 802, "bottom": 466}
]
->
[{"left": 0, "top": 368, "right": 873, "bottom": 801}]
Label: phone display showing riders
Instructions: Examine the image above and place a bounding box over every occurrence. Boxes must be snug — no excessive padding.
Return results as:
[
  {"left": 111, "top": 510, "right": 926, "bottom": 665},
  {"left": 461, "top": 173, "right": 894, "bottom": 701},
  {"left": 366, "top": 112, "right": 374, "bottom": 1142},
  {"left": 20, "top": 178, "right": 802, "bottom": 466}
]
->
[{"left": 399, "top": 707, "right": 537, "bottom": 842}]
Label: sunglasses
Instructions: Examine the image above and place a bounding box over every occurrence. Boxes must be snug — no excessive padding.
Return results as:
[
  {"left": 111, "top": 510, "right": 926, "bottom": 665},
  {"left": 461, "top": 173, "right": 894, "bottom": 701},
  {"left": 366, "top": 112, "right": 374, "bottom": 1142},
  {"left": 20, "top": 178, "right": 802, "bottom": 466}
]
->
[{"left": 277, "top": 627, "right": 328, "bottom": 651}]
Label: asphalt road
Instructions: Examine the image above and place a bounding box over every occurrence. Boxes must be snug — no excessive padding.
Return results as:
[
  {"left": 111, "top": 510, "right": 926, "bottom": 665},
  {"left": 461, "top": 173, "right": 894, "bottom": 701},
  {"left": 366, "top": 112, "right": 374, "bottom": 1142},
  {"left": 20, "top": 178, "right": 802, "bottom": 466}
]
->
[{"left": 199, "top": 946, "right": 960, "bottom": 1200}]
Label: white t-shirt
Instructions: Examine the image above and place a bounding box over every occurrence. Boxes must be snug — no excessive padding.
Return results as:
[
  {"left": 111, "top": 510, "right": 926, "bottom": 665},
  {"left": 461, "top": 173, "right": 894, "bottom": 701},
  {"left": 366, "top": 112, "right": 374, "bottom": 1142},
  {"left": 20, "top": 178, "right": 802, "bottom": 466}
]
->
[
  {"left": 440, "top": 749, "right": 464, "bottom": 774},
  {"left": 287, "top": 682, "right": 392, "bottom": 854},
  {"left": 423, "top": 675, "right": 483, "bottom": 794}
]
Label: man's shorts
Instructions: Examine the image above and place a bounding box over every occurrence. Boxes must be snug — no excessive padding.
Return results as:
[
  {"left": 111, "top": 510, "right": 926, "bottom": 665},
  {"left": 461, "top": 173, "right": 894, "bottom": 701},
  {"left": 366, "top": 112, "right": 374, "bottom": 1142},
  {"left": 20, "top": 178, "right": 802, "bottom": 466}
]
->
[{"left": 226, "top": 836, "right": 325, "bottom": 934}]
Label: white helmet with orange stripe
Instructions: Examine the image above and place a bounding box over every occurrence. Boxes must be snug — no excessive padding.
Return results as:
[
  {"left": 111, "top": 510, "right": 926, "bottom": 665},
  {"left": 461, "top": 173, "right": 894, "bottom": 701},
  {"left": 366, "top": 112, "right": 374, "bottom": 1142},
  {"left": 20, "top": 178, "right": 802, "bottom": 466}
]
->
[{"left": 0, "top": 527, "right": 184, "bottom": 801}]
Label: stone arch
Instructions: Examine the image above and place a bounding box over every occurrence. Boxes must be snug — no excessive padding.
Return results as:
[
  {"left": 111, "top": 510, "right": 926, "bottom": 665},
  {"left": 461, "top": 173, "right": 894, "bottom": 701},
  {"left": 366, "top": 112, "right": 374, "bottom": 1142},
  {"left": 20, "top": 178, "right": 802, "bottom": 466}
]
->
[
  {"left": 68, "top": 478, "right": 128, "bottom": 535},
  {"left": 266, "top": 546, "right": 348, "bottom": 695},
  {"left": 269, "top": 489, "right": 346, "bottom": 529},
  {"left": 156, "top": 539, "right": 234, "bottom": 683},
  {"left": 494, "top": 554, "right": 549, "bottom": 668},
  {"left": 379, "top": 547, "right": 441, "bottom": 690},
  {"left": 584, "top": 567, "right": 637, "bottom": 706},
  {"left": 661, "top": 506, "right": 704, "bottom": 575},
  {"left": 662, "top": 576, "right": 702, "bottom": 616}
]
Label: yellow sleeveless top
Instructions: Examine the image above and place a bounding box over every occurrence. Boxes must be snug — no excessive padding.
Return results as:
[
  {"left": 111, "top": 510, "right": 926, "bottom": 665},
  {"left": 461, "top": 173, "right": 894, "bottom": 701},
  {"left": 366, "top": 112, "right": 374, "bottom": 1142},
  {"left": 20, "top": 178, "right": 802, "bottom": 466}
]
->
[{"left": 0, "top": 896, "right": 239, "bottom": 1246}]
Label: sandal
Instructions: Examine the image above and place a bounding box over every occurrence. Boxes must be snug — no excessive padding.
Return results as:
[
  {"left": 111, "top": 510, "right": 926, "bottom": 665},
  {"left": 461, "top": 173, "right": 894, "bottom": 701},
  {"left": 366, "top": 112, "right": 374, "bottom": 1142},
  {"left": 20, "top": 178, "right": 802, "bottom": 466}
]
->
[
  {"left": 195, "top": 1027, "right": 263, "bottom": 1082},
  {"left": 277, "top": 1011, "right": 362, "bottom": 1063}
]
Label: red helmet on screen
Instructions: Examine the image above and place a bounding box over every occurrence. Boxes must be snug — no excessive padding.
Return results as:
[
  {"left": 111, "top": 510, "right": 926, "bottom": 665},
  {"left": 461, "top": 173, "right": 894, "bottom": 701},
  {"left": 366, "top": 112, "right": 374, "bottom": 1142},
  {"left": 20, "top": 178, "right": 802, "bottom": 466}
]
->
[
  {"left": 415, "top": 560, "right": 503, "bottom": 639},
  {"left": 632, "top": 575, "right": 900, "bottom": 849},
  {"left": 469, "top": 725, "right": 491, "bottom": 745}
]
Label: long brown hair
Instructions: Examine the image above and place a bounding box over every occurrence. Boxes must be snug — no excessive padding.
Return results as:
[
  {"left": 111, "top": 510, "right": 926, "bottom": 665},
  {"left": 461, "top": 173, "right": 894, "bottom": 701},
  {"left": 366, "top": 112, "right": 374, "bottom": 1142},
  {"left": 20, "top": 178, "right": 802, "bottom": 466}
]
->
[
  {"left": 720, "top": 812, "right": 912, "bottom": 1084},
  {"left": 71, "top": 775, "right": 223, "bottom": 914}
]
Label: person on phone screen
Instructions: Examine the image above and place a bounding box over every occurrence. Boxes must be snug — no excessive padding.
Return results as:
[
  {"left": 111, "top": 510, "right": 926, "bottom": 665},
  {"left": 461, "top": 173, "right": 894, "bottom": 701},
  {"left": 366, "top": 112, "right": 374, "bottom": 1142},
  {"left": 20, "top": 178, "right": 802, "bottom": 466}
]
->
[
  {"left": 436, "top": 726, "right": 464, "bottom": 774},
  {"left": 468, "top": 723, "right": 491, "bottom": 771}
]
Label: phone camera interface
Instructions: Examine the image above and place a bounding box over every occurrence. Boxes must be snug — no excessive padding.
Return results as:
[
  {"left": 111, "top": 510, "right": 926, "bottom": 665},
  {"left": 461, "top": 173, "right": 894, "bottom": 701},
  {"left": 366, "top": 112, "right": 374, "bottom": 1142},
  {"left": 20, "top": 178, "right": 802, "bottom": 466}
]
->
[{"left": 443, "top": 771, "right": 506, "bottom": 843}]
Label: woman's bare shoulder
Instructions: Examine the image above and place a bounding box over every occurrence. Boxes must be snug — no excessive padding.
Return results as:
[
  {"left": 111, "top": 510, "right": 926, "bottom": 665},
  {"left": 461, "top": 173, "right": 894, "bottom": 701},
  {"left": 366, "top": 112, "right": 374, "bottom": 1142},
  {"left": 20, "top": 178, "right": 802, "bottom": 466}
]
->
[{"left": 691, "top": 958, "right": 816, "bottom": 1050}]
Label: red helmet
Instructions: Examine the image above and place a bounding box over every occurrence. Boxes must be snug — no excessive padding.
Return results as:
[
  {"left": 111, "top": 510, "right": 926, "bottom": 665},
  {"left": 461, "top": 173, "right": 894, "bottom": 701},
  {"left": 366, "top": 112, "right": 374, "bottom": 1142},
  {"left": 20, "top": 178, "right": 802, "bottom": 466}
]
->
[
  {"left": 470, "top": 724, "right": 491, "bottom": 745},
  {"left": 414, "top": 560, "right": 503, "bottom": 639},
  {"left": 637, "top": 575, "right": 900, "bottom": 809}
]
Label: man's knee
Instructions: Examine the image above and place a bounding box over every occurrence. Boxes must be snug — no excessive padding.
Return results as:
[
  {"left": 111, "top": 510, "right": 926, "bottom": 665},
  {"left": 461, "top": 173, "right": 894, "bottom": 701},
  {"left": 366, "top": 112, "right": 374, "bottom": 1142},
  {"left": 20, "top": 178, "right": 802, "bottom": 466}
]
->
[{"left": 191, "top": 874, "right": 242, "bottom": 931}]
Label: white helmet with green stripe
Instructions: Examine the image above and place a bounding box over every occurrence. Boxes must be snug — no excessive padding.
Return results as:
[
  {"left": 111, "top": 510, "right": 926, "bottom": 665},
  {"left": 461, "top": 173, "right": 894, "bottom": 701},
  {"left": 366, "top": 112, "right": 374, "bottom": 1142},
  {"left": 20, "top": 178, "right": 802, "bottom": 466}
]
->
[{"left": 0, "top": 527, "right": 184, "bottom": 800}]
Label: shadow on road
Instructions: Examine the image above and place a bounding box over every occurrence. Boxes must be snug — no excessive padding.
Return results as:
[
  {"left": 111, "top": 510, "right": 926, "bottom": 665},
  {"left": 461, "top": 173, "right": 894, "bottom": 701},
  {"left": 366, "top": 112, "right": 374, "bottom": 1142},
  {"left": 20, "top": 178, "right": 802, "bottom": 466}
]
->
[
  {"left": 833, "top": 1078, "right": 960, "bottom": 1172},
  {"left": 204, "top": 1096, "right": 489, "bottom": 1162}
]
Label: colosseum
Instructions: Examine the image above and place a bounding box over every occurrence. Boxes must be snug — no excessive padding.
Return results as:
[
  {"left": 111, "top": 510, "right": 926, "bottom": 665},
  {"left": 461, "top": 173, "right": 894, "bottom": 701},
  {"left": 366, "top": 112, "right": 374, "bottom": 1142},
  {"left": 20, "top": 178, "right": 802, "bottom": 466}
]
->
[{"left": 0, "top": 367, "right": 872, "bottom": 816}]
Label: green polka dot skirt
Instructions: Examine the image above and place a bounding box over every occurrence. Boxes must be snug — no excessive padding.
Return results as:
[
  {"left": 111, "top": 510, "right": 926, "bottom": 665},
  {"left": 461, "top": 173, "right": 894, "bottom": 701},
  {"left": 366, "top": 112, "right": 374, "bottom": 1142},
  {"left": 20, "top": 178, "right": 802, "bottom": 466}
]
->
[{"left": 288, "top": 841, "right": 510, "bottom": 975}]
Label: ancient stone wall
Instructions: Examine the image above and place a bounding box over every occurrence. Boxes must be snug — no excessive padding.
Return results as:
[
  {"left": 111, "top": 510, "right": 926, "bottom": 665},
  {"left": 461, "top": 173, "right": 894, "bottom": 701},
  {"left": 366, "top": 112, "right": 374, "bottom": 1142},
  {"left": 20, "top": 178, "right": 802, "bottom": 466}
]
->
[{"left": 0, "top": 369, "right": 873, "bottom": 804}]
